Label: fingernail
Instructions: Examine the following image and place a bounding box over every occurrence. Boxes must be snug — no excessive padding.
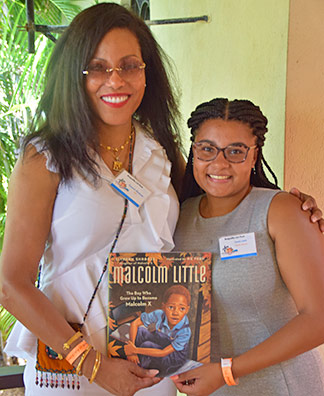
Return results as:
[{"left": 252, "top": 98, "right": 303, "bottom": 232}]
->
[
  {"left": 148, "top": 369, "right": 159, "bottom": 376},
  {"left": 170, "top": 375, "right": 179, "bottom": 380}
]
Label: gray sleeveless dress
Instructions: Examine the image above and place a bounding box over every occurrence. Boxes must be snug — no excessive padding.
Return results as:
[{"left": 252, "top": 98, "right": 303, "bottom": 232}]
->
[{"left": 173, "top": 187, "right": 324, "bottom": 395}]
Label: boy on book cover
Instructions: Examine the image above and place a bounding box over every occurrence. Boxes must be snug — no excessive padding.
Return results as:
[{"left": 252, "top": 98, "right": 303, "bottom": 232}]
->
[{"left": 124, "top": 285, "right": 191, "bottom": 377}]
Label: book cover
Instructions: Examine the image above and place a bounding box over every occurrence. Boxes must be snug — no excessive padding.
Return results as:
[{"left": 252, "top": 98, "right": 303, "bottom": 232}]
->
[{"left": 107, "top": 252, "right": 212, "bottom": 377}]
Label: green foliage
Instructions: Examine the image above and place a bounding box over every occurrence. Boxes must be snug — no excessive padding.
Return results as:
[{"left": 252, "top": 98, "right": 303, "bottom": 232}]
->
[
  {"left": 0, "top": 0, "right": 84, "bottom": 346},
  {"left": 0, "top": 0, "right": 83, "bottom": 244},
  {"left": 0, "top": 306, "right": 17, "bottom": 343},
  {"left": 12, "top": 0, "right": 83, "bottom": 24},
  {"left": 0, "top": 5, "right": 53, "bottom": 252}
]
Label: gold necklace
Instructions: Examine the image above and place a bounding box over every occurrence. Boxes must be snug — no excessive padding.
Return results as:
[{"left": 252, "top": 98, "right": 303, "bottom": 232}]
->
[{"left": 100, "top": 125, "right": 135, "bottom": 171}]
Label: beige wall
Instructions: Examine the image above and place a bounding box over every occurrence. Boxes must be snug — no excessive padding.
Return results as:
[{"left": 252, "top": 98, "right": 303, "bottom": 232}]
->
[
  {"left": 151, "top": 0, "right": 289, "bottom": 187},
  {"left": 285, "top": 0, "right": 324, "bottom": 209}
]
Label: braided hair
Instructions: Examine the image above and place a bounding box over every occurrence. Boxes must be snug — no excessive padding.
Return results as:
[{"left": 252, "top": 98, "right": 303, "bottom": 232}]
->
[{"left": 181, "top": 98, "right": 280, "bottom": 203}]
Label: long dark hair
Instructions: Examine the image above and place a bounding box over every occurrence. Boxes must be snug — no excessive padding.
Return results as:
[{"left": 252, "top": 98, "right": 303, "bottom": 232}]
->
[
  {"left": 23, "top": 3, "right": 183, "bottom": 187},
  {"left": 181, "top": 98, "right": 280, "bottom": 202}
]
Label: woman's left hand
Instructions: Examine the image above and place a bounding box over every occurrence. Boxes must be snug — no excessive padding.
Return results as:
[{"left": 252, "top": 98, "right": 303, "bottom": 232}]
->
[
  {"left": 289, "top": 187, "right": 324, "bottom": 232},
  {"left": 171, "top": 363, "right": 225, "bottom": 396}
]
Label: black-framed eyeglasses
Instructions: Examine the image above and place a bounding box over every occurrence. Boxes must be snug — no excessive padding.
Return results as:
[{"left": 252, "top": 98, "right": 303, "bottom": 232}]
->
[
  {"left": 82, "top": 59, "right": 146, "bottom": 83},
  {"left": 192, "top": 141, "right": 257, "bottom": 163}
]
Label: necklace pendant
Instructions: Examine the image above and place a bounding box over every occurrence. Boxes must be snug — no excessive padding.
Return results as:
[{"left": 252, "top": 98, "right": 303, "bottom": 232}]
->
[{"left": 113, "top": 160, "right": 123, "bottom": 171}]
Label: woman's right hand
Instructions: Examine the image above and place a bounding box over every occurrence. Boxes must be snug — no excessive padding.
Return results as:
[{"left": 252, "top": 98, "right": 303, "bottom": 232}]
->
[
  {"left": 83, "top": 351, "right": 160, "bottom": 396},
  {"left": 171, "top": 363, "right": 225, "bottom": 396}
]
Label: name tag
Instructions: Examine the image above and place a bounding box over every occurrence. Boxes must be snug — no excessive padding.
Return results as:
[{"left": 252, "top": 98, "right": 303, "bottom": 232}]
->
[
  {"left": 219, "top": 232, "right": 257, "bottom": 260},
  {"left": 110, "top": 170, "right": 151, "bottom": 208}
]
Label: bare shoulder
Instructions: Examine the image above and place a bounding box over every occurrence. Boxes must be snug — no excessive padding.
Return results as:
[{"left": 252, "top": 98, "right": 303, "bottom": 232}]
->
[
  {"left": 269, "top": 190, "right": 303, "bottom": 211},
  {"left": 268, "top": 191, "right": 322, "bottom": 240},
  {"left": 6, "top": 144, "right": 61, "bottom": 231},
  {"left": 9, "top": 144, "right": 60, "bottom": 197},
  {"left": 1, "top": 146, "right": 61, "bottom": 281}
]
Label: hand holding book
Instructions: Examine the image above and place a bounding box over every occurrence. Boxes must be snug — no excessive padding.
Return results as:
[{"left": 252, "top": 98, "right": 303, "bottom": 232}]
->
[{"left": 108, "top": 252, "right": 212, "bottom": 378}]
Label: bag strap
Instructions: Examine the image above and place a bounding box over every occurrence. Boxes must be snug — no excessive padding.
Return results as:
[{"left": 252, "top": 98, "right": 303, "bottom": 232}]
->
[
  {"left": 80, "top": 127, "right": 135, "bottom": 328},
  {"left": 37, "top": 125, "right": 135, "bottom": 329}
]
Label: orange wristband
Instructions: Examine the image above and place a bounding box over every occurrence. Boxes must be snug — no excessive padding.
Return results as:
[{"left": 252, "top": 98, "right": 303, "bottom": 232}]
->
[
  {"left": 221, "top": 358, "right": 239, "bottom": 386},
  {"left": 66, "top": 340, "right": 89, "bottom": 365}
]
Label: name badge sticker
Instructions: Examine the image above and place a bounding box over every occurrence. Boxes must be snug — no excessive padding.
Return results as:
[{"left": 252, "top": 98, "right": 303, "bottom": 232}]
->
[
  {"left": 219, "top": 232, "right": 257, "bottom": 260},
  {"left": 110, "top": 170, "right": 151, "bottom": 208}
]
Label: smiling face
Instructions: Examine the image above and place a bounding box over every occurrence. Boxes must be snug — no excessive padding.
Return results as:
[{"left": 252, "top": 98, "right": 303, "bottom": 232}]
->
[
  {"left": 85, "top": 28, "right": 146, "bottom": 131},
  {"left": 162, "top": 293, "right": 189, "bottom": 329},
  {"left": 193, "top": 118, "right": 258, "bottom": 212}
]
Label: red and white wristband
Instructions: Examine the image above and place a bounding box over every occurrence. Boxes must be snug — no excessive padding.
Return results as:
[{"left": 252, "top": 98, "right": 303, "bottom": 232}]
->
[{"left": 221, "top": 358, "right": 239, "bottom": 386}]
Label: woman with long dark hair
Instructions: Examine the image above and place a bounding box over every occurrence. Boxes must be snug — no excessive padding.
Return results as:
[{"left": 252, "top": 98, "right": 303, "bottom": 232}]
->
[{"left": 0, "top": 3, "right": 184, "bottom": 395}]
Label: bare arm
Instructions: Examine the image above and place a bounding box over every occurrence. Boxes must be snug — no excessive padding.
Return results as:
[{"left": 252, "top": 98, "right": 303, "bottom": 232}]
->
[
  {"left": 0, "top": 147, "right": 72, "bottom": 350},
  {"left": 232, "top": 192, "right": 324, "bottom": 375},
  {"left": 173, "top": 152, "right": 186, "bottom": 198},
  {"left": 0, "top": 147, "right": 160, "bottom": 396},
  {"left": 173, "top": 192, "right": 324, "bottom": 395}
]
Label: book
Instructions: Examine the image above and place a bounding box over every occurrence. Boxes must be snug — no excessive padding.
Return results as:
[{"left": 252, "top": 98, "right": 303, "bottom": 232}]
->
[{"left": 107, "top": 252, "right": 212, "bottom": 377}]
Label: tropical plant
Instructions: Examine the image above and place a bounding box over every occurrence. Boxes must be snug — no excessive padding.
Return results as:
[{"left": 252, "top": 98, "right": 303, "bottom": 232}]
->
[
  {"left": 0, "top": 0, "right": 85, "bottom": 245},
  {"left": 0, "top": 0, "right": 86, "bottom": 355},
  {"left": 0, "top": 306, "right": 17, "bottom": 343}
]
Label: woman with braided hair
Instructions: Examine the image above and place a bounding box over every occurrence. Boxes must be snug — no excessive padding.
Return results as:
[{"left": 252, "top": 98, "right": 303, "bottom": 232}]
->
[
  {"left": 172, "top": 98, "right": 324, "bottom": 395},
  {"left": 180, "top": 98, "right": 279, "bottom": 204}
]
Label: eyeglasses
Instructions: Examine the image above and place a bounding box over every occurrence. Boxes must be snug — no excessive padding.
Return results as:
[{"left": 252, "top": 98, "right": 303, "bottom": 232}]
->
[
  {"left": 82, "top": 59, "right": 146, "bottom": 83},
  {"left": 192, "top": 141, "right": 257, "bottom": 163}
]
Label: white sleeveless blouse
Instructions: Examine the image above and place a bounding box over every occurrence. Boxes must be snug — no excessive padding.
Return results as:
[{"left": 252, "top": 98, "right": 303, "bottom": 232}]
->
[{"left": 5, "top": 121, "right": 179, "bottom": 395}]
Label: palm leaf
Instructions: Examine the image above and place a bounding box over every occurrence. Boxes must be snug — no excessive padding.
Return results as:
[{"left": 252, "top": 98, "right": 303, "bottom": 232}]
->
[
  {"left": 33, "top": 0, "right": 82, "bottom": 24},
  {"left": 0, "top": 306, "right": 17, "bottom": 342},
  {"left": 48, "top": 0, "right": 82, "bottom": 22}
]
